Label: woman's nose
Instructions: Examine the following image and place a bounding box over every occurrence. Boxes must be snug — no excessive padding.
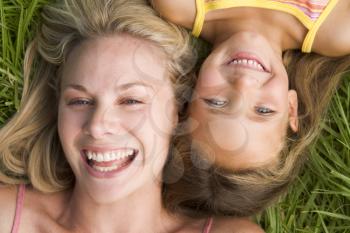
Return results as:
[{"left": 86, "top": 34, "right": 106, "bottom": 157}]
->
[{"left": 83, "top": 107, "right": 123, "bottom": 139}]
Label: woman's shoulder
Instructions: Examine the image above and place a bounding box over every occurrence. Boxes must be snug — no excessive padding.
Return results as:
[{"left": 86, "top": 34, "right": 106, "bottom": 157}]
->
[
  {"left": 0, "top": 184, "right": 71, "bottom": 232},
  {"left": 0, "top": 185, "right": 20, "bottom": 232},
  {"left": 21, "top": 186, "right": 71, "bottom": 223},
  {"left": 211, "top": 217, "right": 265, "bottom": 233}
]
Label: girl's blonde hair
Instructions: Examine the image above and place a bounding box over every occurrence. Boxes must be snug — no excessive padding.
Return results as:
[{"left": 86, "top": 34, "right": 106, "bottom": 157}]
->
[
  {"left": 0, "top": 0, "right": 196, "bottom": 193},
  {"left": 163, "top": 50, "right": 350, "bottom": 217}
]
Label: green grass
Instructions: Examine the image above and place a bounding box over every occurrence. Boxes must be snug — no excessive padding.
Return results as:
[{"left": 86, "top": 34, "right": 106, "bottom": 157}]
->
[
  {"left": 257, "top": 77, "right": 350, "bottom": 232},
  {"left": 0, "top": 0, "right": 49, "bottom": 124},
  {"left": 1, "top": 0, "right": 349, "bottom": 232}
]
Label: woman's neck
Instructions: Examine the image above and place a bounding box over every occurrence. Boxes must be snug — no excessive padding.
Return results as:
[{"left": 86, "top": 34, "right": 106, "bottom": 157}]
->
[{"left": 58, "top": 183, "right": 181, "bottom": 233}]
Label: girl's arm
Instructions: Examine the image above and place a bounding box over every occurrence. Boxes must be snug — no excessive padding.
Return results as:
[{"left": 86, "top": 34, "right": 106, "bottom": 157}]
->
[{"left": 149, "top": 0, "right": 196, "bottom": 30}]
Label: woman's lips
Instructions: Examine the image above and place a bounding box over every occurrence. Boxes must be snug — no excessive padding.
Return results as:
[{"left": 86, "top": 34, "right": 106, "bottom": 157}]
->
[{"left": 80, "top": 149, "right": 138, "bottom": 178}]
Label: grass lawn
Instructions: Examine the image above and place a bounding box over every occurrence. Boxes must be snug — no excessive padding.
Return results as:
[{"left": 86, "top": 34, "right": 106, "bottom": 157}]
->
[
  {"left": 1, "top": 0, "right": 349, "bottom": 232},
  {"left": 257, "top": 76, "right": 350, "bottom": 232}
]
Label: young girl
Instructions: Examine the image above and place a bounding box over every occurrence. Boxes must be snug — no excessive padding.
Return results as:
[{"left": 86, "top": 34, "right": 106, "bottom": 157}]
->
[
  {"left": 0, "top": 0, "right": 264, "bottom": 232},
  {"left": 152, "top": 0, "right": 350, "bottom": 217}
]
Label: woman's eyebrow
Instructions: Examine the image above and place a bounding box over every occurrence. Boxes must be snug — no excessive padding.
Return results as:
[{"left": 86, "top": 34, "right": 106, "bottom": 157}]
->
[
  {"left": 116, "top": 82, "right": 155, "bottom": 91},
  {"left": 62, "top": 82, "right": 155, "bottom": 92},
  {"left": 62, "top": 84, "right": 87, "bottom": 92}
]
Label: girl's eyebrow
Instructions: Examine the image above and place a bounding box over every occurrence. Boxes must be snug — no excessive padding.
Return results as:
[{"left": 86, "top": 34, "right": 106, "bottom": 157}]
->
[{"left": 246, "top": 110, "right": 279, "bottom": 123}]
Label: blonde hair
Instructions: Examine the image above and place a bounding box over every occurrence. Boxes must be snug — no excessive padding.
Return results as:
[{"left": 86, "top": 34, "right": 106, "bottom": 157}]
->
[
  {"left": 0, "top": 0, "right": 196, "bottom": 193},
  {"left": 163, "top": 50, "right": 350, "bottom": 217}
]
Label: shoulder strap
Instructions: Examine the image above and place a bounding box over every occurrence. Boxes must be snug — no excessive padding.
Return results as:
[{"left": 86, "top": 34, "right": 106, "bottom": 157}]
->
[
  {"left": 302, "top": 0, "right": 339, "bottom": 52},
  {"left": 192, "top": 0, "right": 206, "bottom": 37},
  {"left": 11, "top": 184, "right": 26, "bottom": 233},
  {"left": 202, "top": 217, "right": 214, "bottom": 233}
]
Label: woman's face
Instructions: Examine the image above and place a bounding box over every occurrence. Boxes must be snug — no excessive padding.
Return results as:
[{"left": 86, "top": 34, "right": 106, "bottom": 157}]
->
[
  {"left": 58, "top": 34, "right": 178, "bottom": 202},
  {"left": 189, "top": 32, "right": 299, "bottom": 170}
]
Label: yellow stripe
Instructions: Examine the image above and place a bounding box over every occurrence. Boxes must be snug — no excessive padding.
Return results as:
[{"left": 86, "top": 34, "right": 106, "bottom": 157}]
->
[
  {"left": 192, "top": 0, "right": 338, "bottom": 51},
  {"left": 302, "top": 0, "right": 338, "bottom": 52},
  {"left": 206, "top": 0, "right": 313, "bottom": 28},
  {"left": 192, "top": 0, "right": 206, "bottom": 37}
]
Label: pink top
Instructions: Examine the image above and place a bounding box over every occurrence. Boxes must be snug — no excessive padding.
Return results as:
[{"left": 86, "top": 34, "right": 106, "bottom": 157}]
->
[
  {"left": 202, "top": 217, "right": 214, "bottom": 233},
  {"left": 11, "top": 184, "right": 25, "bottom": 233},
  {"left": 10, "top": 184, "right": 213, "bottom": 233}
]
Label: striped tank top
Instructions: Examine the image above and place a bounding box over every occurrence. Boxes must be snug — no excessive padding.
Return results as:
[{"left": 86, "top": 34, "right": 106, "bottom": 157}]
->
[{"left": 192, "top": 0, "right": 339, "bottom": 52}]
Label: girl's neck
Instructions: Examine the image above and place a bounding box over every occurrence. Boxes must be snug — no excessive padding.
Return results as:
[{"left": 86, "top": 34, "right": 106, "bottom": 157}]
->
[
  {"left": 204, "top": 8, "right": 307, "bottom": 52},
  {"left": 57, "top": 183, "right": 182, "bottom": 233}
]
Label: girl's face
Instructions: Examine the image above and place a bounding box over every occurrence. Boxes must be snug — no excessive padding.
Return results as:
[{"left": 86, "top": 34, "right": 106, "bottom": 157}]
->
[
  {"left": 189, "top": 32, "right": 299, "bottom": 170},
  {"left": 58, "top": 34, "right": 178, "bottom": 202}
]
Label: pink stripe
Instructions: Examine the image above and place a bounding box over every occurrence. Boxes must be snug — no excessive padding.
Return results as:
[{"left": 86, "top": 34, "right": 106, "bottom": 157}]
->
[
  {"left": 274, "top": 0, "right": 329, "bottom": 20},
  {"left": 11, "top": 184, "right": 26, "bottom": 233},
  {"left": 282, "top": 0, "right": 328, "bottom": 8}
]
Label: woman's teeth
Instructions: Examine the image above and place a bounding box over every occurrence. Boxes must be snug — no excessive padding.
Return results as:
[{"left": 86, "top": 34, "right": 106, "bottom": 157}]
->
[
  {"left": 230, "top": 59, "right": 264, "bottom": 71},
  {"left": 86, "top": 149, "right": 134, "bottom": 162},
  {"left": 85, "top": 149, "right": 136, "bottom": 173},
  {"left": 92, "top": 164, "right": 125, "bottom": 172}
]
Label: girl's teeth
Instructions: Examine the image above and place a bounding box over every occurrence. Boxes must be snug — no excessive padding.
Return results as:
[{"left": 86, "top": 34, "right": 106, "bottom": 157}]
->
[{"left": 231, "top": 59, "right": 264, "bottom": 71}]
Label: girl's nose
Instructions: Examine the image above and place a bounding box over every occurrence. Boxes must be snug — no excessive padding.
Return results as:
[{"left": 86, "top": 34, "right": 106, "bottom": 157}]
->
[{"left": 230, "top": 73, "right": 262, "bottom": 90}]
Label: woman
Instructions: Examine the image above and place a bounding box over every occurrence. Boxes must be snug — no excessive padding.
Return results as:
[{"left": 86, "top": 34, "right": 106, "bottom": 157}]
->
[
  {"left": 0, "top": 0, "right": 264, "bottom": 232},
  {"left": 152, "top": 0, "right": 350, "bottom": 217}
]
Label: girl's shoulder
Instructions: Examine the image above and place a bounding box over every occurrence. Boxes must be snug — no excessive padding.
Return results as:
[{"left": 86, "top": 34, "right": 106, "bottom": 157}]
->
[
  {"left": 313, "top": 0, "right": 350, "bottom": 56},
  {"left": 150, "top": 0, "right": 197, "bottom": 29},
  {"left": 0, "top": 185, "right": 17, "bottom": 232},
  {"left": 210, "top": 217, "right": 265, "bottom": 233}
]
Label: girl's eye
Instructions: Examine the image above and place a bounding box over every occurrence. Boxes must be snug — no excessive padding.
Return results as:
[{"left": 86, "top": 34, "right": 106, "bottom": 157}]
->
[
  {"left": 68, "top": 99, "right": 93, "bottom": 106},
  {"left": 255, "top": 106, "right": 275, "bottom": 115},
  {"left": 203, "top": 98, "right": 228, "bottom": 108}
]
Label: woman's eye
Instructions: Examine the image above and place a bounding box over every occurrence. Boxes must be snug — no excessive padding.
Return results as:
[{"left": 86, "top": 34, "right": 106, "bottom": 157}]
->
[
  {"left": 255, "top": 106, "right": 275, "bottom": 115},
  {"left": 120, "top": 98, "right": 143, "bottom": 105},
  {"left": 68, "top": 99, "right": 93, "bottom": 106},
  {"left": 203, "top": 98, "right": 228, "bottom": 108}
]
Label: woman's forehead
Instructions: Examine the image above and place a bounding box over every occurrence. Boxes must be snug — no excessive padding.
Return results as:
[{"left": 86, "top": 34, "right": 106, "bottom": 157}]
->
[{"left": 61, "top": 35, "right": 169, "bottom": 86}]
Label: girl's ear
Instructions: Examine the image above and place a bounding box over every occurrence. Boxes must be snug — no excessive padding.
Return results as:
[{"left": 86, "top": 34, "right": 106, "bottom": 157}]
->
[{"left": 288, "top": 90, "right": 299, "bottom": 132}]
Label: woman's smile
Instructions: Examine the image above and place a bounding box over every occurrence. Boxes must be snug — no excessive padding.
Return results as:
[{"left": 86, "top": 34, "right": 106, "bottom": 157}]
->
[
  {"left": 81, "top": 148, "right": 138, "bottom": 178},
  {"left": 57, "top": 34, "right": 177, "bottom": 202}
]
